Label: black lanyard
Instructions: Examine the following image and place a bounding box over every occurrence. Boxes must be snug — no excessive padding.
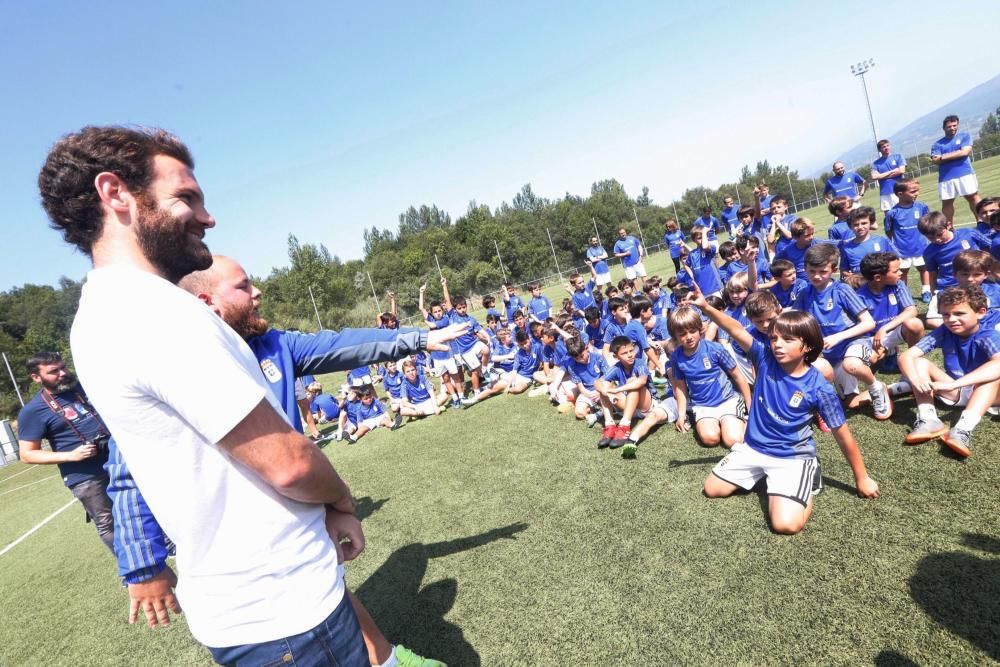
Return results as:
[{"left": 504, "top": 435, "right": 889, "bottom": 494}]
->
[{"left": 41, "top": 388, "right": 110, "bottom": 444}]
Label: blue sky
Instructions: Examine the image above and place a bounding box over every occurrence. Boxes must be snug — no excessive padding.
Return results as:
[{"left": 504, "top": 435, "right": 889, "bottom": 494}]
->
[{"left": 3, "top": 0, "right": 999, "bottom": 290}]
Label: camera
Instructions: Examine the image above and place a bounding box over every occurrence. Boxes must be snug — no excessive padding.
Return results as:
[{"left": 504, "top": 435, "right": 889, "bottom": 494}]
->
[{"left": 89, "top": 433, "right": 110, "bottom": 455}]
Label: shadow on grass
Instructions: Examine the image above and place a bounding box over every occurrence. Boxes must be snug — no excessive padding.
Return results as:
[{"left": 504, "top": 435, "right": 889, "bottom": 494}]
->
[
  {"left": 667, "top": 455, "right": 724, "bottom": 469},
  {"left": 354, "top": 497, "right": 389, "bottom": 522},
  {"left": 356, "top": 522, "right": 529, "bottom": 666},
  {"left": 909, "top": 533, "right": 1000, "bottom": 661},
  {"left": 874, "top": 649, "right": 920, "bottom": 666}
]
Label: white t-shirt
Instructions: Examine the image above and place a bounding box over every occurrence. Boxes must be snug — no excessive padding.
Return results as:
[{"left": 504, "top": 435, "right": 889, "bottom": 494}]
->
[{"left": 71, "top": 266, "right": 344, "bottom": 647}]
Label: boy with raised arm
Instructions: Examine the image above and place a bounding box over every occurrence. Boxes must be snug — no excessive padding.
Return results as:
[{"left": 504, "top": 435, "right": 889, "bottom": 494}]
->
[{"left": 691, "top": 285, "right": 879, "bottom": 534}]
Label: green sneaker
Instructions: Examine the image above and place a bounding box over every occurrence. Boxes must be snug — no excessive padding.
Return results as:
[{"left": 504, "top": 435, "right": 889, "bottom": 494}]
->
[{"left": 394, "top": 645, "right": 447, "bottom": 667}]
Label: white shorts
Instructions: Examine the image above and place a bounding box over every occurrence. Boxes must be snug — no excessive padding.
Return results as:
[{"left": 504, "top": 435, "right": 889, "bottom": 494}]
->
[
  {"left": 512, "top": 373, "right": 534, "bottom": 389},
  {"left": 494, "top": 368, "right": 517, "bottom": 386},
  {"left": 692, "top": 394, "right": 747, "bottom": 424},
  {"left": 712, "top": 442, "right": 818, "bottom": 507},
  {"left": 938, "top": 385, "right": 973, "bottom": 408},
  {"left": 651, "top": 396, "right": 678, "bottom": 422},
  {"left": 389, "top": 397, "right": 402, "bottom": 411},
  {"left": 938, "top": 174, "right": 979, "bottom": 200},
  {"left": 455, "top": 347, "right": 483, "bottom": 372},
  {"left": 897, "top": 255, "right": 925, "bottom": 269},
  {"left": 410, "top": 398, "right": 438, "bottom": 416},
  {"left": 575, "top": 391, "right": 598, "bottom": 410},
  {"left": 433, "top": 356, "right": 459, "bottom": 376},
  {"left": 595, "top": 271, "right": 612, "bottom": 286},
  {"left": 361, "top": 415, "right": 385, "bottom": 431},
  {"left": 349, "top": 373, "right": 373, "bottom": 388},
  {"left": 720, "top": 340, "right": 755, "bottom": 385},
  {"left": 879, "top": 193, "right": 899, "bottom": 211},
  {"left": 294, "top": 378, "right": 307, "bottom": 401},
  {"left": 624, "top": 262, "right": 647, "bottom": 280},
  {"left": 880, "top": 325, "right": 907, "bottom": 354},
  {"left": 558, "top": 380, "right": 578, "bottom": 398},
  {"left": 832, "top": 340, "right": 874, "bottom": 397}
]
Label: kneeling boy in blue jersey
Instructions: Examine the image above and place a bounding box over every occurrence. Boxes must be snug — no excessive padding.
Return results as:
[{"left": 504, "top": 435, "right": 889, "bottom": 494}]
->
[
  {"left": 898, "top": 285, "right": 1000, "bottom": 457},
  {"left": 399, "top": 359, "right": 441, "bottom": 419},
  {"left": 596, "top": 336, "right": 655, "bottom": 455},
  {"left": 694, "top": 294, "right": 879, "bottom": 534},
  {"left": 670, "top": 305, "right": 751, "bottom": 448}
]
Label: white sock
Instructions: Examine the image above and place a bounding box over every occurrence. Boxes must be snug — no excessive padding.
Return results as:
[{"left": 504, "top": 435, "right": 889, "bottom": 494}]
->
[
  {"left": 870, "top": 380, "right": 885, "bottom": 391},
  {"left": 921, "top": 285, "right": 931, "bottom": 294},
  {"left": 955, "top": 411, "right": 982, "bottom": 432},
  {"left": 619, "top": 418, "right": 630, "bottom": 427},
  {"left": 888, "top": 381, "right": 911, "bottom": 396},
  {"left": 377, "top": 647, "right": 399, "bottom": 667},
  {"left": 918, "top": 403, "right": 938, "bottom": 422}
]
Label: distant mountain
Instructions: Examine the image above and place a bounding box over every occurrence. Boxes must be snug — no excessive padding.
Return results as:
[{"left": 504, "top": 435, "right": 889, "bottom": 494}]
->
[{"left": 811, "top": 72, "right": 1000, "bottom": 174}]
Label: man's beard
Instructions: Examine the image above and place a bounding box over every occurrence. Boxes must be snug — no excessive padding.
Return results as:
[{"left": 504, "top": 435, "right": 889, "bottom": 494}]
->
[
  {"left": 135, "top": 199, "right": 213, "bottom": 284},
  {"left": 43, "top": 373, "right": 78, "bottom": 394},
  {"left": 223, "top": 300, "right": 269, "bottom": 340}
]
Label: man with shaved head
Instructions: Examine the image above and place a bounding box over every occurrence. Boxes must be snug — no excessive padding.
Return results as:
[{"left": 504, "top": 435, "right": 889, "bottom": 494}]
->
[
  {"left": 824, "top": 161, "right": 867, "bottom": 205},
  {"left": 112, "top": 255, "right": 454, "bottom": 666}
]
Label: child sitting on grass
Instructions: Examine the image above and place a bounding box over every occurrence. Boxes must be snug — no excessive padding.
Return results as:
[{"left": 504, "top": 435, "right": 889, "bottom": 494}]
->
[
  {"left": 775, "top": 217, "right": 817, "bottom": 281},
  {"left": 596, "top": 336, "right": 655, "bottom": 457},
  {"left": 927, "top": 249, "right": 1000, "bottom": 329},
  {"left": 793, "top": 244, "right": 888, "bottom": 419},
  {"left": 898, "top": 285, "right": 1000, "bottom": 458},
  {"left": 669, "top": 306, "right": 751, "bottom": 448},
  {"left": 693, "top": 289, "right": 880, "bottom": 534},
  {"left": 919, "top": 211, "right": 991, "bottom": 329},
  {"left": 398, "top": 359, "right": 441, "bottom": 419},
  {"left": 768, "top": 258, "right": 807, "bottom": 309},
  {"left": 840, "top": 207, "right": 894, "bottom": 278},
  {"left": 856, "top": 252, "right": 922, "bottom": 364},
  {"left": 343, "top": 384, "right": 401, "bottom": 443},
  {"left": 565, "top": 336, "right": 613, "bottom": 427},
  {"left": 379, "top": 360, "right": 405, "bottom": 414}
]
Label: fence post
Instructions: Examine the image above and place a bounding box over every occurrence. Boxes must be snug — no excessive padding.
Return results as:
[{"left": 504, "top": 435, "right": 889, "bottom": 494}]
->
[{"left": 545, "top": 228, "right": 562, "bottom": 278}]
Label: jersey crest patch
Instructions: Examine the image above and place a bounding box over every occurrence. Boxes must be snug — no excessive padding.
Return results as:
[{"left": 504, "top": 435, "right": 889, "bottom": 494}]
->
[
  {"left": 961, "top": 240, "right": 970, "bottom": 249},
  {"left": 789, "top": 391, "right": 804, "bottom": 408},
  {"left": 260, "top": 359, "right": 282, "bottom": 384},
  {"left": 703, "top": 355, "right": 712, "bottom": 370},
  {"left": 888, "top": 293, "right": 898, "bottom": 306},
  {"left": 826, "top": 298, "right": 834, "bottom": 311}
]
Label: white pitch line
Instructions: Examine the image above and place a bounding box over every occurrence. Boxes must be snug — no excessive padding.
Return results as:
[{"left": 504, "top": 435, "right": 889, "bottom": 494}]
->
[
  {"left": 0, "top": 475, "right": 58, "bottom": 497},
  {"left": 0, "top": 498, "right": 76, "bottom": 558},
  {"left": 0, "top": 464, "right": 38, "bottom": 484}
]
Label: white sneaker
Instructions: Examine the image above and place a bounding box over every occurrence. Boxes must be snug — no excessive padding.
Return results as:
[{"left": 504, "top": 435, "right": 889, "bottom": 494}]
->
[
  {"left": 527, "top": 385, "right": 549, "bottom": 398},
  {"left": 585, "top": 413, "right": 599, "bottom": 427}
]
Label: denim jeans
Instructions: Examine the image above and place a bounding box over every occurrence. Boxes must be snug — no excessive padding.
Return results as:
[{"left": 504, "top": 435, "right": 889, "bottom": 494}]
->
[
  {"left": 208, "top": 592, "right": 367, "bottom": 667},
  {"left": 69, "top": 475, "right": 114, "bottom": 553}
]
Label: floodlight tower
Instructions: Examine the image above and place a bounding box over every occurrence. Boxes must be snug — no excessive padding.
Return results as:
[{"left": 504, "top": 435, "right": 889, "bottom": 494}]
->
[{"left": 850, "top": 59, "right": 879, "bottom": 148}]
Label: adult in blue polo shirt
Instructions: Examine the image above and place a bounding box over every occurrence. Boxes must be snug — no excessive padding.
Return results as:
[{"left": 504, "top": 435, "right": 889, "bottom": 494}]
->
[
  {"left": 823, "top": 161, "right": 866, "bottom": 205},
  {"left": 585, "top": 237, "right": 612, "bottom": 286},
  {"left": 720, "top": 196, "right": 740, "bottom": 237},
  {"left": 931, "top": 114, "right": 981, "bottom": 225},
  {"left": 870, "top": 139, "right": 906, "bottom": 214},
  {"left": 613, "top": 227, "right": 646, "bottom": 284}
]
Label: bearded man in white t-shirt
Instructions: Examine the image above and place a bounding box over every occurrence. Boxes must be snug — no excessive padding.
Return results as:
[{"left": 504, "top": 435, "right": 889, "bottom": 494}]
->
[{"left": 38, "top": 126, "right": 368, "bottom": 666}]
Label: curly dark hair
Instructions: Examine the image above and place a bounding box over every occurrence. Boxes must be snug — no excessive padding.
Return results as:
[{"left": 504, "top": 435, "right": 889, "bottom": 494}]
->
[{"left": 38, "top": 126, "right": 193, "bottom": 257}]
